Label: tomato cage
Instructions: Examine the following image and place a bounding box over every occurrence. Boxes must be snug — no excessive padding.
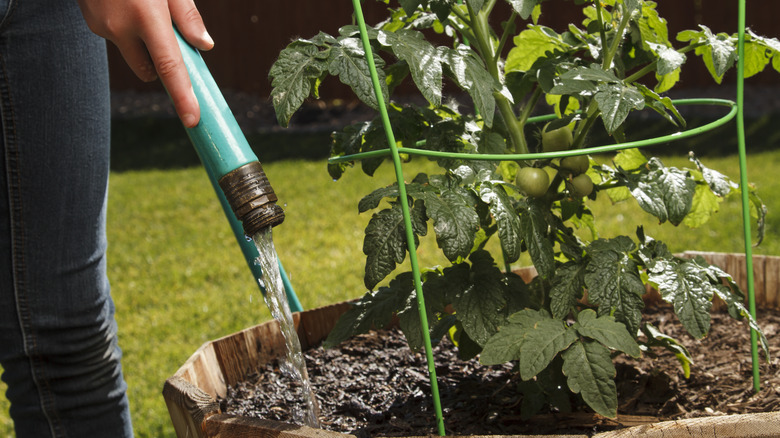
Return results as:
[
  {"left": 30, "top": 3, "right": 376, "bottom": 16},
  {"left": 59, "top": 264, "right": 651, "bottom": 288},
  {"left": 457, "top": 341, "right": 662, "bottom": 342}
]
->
[{"left": 324, "top": 0, "right": 764, "bottom": 435}]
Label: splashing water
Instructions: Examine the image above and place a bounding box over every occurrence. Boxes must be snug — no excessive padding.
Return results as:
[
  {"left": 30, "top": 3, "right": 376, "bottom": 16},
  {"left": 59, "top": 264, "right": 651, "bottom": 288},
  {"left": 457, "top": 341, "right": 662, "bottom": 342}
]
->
[{"left": 253, "top": 228, "right": 320, "bottom": 428}]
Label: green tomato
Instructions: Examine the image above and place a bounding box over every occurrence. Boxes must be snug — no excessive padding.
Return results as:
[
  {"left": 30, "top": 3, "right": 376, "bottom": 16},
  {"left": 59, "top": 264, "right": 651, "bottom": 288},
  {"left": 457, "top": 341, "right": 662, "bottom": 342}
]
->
[
  {"left": 560, "top": 155, "right": 590, "bottom": 175},
  {"left": 570, "top": 173, "right": 594, "bottom": 198},
  {"left": 541, "top": 123, "right": 574, "bottom": 152},
  {"left": 516, "top": 167, "right": 550, "bottom": 198}
]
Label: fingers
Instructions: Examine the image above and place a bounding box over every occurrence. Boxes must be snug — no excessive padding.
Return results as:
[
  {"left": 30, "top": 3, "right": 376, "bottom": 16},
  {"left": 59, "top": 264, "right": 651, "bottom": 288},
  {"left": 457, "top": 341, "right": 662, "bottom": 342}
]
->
[
  {"left": 140, "top": 0, "right": 213, "bottom": 127},
  {"left": 115, "top": 39, "right": 157, "bottom": 83},
  {"left": 169, "top": 0, "right": 214, "bottom": 51},
  {"left": 139, "top": 24, "right": 200, "bottom": 127},
  {"left": 77, "top": 0, "right": 212, "bottom": 128}
]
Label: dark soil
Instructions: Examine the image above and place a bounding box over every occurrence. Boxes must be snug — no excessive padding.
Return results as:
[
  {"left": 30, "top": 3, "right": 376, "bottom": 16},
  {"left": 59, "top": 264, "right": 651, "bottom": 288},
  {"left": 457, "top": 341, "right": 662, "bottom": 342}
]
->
[{"left": 220, "top": 305, "right": 780, "bottom": 437}]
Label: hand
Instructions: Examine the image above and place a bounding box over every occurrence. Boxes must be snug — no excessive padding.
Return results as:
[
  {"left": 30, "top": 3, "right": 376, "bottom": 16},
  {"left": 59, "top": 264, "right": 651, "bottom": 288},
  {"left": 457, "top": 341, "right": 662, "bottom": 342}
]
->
[{"left": 78, "top": 0, "right": 214, "bottom": 127}]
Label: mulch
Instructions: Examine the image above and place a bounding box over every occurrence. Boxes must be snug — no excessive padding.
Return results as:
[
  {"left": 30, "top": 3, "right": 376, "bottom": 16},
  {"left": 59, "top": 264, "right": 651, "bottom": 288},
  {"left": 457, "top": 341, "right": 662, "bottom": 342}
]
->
[{"left": 220, "top": 304, "right": 780, "bottom": 437}]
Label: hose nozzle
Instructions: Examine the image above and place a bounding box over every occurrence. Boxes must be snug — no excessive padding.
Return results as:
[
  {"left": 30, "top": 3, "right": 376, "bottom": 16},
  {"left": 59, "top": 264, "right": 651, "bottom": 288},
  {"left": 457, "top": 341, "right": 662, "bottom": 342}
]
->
[{"left": 219, "top": 161, "right": 285, "bottom": 236}]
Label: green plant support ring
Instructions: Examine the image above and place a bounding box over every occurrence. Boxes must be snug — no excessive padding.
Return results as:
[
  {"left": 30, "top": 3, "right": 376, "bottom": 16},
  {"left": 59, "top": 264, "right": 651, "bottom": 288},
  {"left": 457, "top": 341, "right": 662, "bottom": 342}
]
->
[
  {"left": 329, "top": 98, "right": 738, "bottom": 163},
  {"left": 347, "top": 0, "right": 760, "bottom": 435}
]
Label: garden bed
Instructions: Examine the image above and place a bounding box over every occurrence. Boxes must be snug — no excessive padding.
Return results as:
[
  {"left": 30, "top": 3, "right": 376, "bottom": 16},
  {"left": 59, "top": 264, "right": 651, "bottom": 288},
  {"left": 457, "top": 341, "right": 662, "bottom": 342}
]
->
[
  {"left": 220, "top": 306, "right": 779, "bottom": 436},
  {"left": 163, "top": 252, "right": 780, "bottom": 437}
]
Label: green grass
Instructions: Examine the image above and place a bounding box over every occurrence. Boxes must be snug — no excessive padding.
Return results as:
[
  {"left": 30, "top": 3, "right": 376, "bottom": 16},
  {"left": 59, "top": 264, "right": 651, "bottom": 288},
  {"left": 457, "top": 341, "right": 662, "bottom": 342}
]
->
[{"left": 0, "top": 149, "right": 777, "bottom": 437}]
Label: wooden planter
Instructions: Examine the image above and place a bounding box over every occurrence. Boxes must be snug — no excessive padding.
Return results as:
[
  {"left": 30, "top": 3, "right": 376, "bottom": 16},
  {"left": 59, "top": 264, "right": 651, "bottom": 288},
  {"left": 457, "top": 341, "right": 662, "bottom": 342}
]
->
[{"left": 163, "top": 251, "right": 780, "bottom": 438}]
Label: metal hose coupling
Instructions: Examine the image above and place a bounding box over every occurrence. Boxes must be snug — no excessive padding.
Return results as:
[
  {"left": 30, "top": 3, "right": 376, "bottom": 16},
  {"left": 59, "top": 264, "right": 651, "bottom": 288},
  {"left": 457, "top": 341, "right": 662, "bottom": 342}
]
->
[{"left": 218, "top": 161, "right": 285, "bottom": 236}]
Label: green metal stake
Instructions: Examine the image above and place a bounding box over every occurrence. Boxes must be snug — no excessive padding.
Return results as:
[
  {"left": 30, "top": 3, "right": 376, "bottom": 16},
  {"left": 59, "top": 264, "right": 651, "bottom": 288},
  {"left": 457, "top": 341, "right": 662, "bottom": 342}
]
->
[
  {"left": 735, "top": 0, "right": 760, "bottom": 393},
  {"left": 350, "top": 1, "right": 446, "bottom": 435}
]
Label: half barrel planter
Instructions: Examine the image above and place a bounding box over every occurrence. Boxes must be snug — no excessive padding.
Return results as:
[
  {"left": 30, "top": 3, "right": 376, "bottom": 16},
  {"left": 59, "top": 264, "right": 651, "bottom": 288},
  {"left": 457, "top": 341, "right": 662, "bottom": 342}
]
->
[{"left": 163, "top": 251, "right": 780, "bottom": 438}]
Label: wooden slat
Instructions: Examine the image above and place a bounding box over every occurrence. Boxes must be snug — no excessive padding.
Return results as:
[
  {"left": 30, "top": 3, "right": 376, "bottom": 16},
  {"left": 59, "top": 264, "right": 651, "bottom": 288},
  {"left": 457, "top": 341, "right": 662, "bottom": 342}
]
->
[
  {"left": 514, "top": 266, "right": 537, "bottom": 283},
  {"left": 173, "top": 342, "right": 226, "bottom": 399},
  {"left": 212, "top": 319, "right": 288, "bottom": 387},
  {"left": 299, "top": 301, "right": 353, "bottom": 349},
  {"left": 593, "top": 411, "right": 780, "bottom": 438},
  {"left": 764, "top": 256, "right": 780, "bottom": 309},
  {"left": 204, "top": 414, "right": 356, "bottom": 438},
  {"left": 163, "top": 376, "right": 220, "bottom": 438}
]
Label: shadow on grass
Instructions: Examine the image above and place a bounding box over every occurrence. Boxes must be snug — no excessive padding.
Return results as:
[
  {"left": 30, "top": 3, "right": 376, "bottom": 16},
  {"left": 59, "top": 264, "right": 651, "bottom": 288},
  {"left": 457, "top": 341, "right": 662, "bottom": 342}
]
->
[{"left": 111, "top": 112, "right": 780, "bottom": 172}]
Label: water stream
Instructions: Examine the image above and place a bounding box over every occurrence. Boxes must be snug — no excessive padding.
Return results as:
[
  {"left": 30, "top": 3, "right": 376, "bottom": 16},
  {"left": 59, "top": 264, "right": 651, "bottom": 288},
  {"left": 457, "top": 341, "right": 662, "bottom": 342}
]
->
[{"left": 253, "top": 228, "right": 321, "bottom": 428}]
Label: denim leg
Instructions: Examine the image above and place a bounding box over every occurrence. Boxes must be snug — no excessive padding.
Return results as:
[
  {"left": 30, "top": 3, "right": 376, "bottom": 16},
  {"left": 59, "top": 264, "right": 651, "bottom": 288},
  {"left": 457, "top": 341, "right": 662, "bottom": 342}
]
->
[{"left": 0, "top": 0, "right": 133, "bottom": 436}]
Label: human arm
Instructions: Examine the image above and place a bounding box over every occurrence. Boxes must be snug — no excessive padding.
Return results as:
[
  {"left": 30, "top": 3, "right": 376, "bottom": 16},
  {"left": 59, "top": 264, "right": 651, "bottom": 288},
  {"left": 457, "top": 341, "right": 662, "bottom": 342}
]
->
[{"left": 78, "top": 0, "right": 214, "bottom": 127}]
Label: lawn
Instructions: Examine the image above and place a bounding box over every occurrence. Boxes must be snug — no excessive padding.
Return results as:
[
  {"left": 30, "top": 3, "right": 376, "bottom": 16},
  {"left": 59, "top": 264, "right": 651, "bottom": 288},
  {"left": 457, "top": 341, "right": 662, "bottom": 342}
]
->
[{"left": 0, "top": 146, "right": 777, "bottom": 437}]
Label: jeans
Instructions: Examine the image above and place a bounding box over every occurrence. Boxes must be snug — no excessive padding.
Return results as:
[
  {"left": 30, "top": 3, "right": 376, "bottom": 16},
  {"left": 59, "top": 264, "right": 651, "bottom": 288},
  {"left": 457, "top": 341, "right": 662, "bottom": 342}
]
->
[{"left": 0, "top": 0, "right": 133, "bottom": 436}]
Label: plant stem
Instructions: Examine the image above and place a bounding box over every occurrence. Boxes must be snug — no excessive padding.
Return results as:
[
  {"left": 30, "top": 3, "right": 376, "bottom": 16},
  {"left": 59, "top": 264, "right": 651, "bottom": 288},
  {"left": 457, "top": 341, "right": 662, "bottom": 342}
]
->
[
  {"left": 493, "top": 11, "right": 517, "bottom": 66},
  {"left": 468, "top": 3, "right": 529, "bottom": 153},
  {"left": 450, "top": 4, "right": 471, "bottom": 27},
  {"left": 601, "top": 4, "right": 632, "bottom": 71},
  {"left": 484, "top": 0, "right": 498, "bottom": 16},
  {"left": 570, "top": 3, "right": 632, "bottom": 150},
  {"left": 572, "top": 102, "right": 599, "bottom": 150},
  {"left": 517, "top": 86, "right": 542, "bottom": 127},
  {"left": 595, "top": 0, "right": 608, "bottom": 64}
]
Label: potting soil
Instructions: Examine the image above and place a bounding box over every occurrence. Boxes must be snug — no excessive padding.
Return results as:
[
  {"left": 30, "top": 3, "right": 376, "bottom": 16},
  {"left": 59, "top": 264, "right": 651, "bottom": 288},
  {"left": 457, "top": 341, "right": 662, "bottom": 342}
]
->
[{"left": 220, "top": 304, "right": 780, "bottom": 437}]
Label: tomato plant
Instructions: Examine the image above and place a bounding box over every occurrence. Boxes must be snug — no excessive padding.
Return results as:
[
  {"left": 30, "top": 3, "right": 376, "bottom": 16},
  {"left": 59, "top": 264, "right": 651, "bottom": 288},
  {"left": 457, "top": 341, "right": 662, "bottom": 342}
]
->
[{"left": 270, "top": 0, "right": 774, "bottom": 420}]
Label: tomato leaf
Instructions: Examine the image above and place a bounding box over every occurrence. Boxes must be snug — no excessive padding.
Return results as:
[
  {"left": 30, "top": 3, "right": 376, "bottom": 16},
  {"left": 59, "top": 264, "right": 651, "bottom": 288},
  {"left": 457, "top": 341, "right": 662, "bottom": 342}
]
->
[
  {"left": 574, "top": 309, "right": 641, "bottom": 357},
  {"left": 519, "top": 318, "right": 578, "bottom": 380},
  {"left": 681, "top": 183, "right": 722, "bottom": 229},
  {"left": 679, "top": 26, "right": 736, "bottom": 83},
  {"left": 647, "top": 42, "right": 686, "bottom": 76},
  {"left": 622, "top": 158, "right": 696, "bottom": 225},
  {"left": 594, "top": 82, "right": 645, "bottom": 134},
  {"left": 466, "top": 0, "right": 484, "bottom": 12},
  {"left": 422, "top": 188, "right": 480, "bottom": 261},
  {"left": 480, "top": 183, "right": 523, "bottom": 263},
  {"left": 646, "top": 259, "right": 713, "bottom": 339},
  {"left": 399, "top": 0, "right": 422, "bottom": 15},
  {"left": 561, "top": 340, "right": 618, "bottom": 419},
  {"left": 641, "top": 323, "right": 693, "bottom": 378},
  {"left": 520, "top": 201, "right": 556, "bottom": 279},
  {"left": 550, "top": 261, "right": 587, "bottom": 319},
  {"left": 378, "top": 29, "right": 443, "bottom": 106},
  {"left": 443, "top": 47, "right": 501, "bottom": 127},
  {"left": 634, "top": 83, "right": 685, "bottom": 128},
  {"left": 481, "top": 308, "right": 548, "bottom": 365},
  {"left": 269, "top": 42, "right": 330, "bottom": 127},
  {"left": 584, "top": 237, "right": 645, "bottom": 336},
  {"left": 323, "top": 282, "right": 407, "bottom": 348},
  {"left": 328, "top": 37, "right": 389, "bottom": 111},
  {"left": 363, "top": 200, "right": 428, "bottom": 289},
  {"left": 505, "top": 0, "right": 542, "bottom": 19},
  {"left": 505, "top": 25, "right": 570, "bottom": 74},
  {"left": 452, "top": 251, "right": 508, "bottom": 345}
]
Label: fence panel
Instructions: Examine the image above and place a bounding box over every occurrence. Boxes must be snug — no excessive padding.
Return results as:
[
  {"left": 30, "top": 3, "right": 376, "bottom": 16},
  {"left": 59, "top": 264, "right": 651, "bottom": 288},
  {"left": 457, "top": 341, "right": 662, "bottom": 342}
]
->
[{"left": 108, "top": 0, "right": 779, "bottom": 98}]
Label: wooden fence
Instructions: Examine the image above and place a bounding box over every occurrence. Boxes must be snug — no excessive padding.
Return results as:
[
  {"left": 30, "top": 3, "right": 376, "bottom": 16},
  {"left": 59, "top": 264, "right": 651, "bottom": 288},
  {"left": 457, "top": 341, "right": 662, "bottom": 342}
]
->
[{"left": 108, "top": 0, "right": 780, "bottom": 99}]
